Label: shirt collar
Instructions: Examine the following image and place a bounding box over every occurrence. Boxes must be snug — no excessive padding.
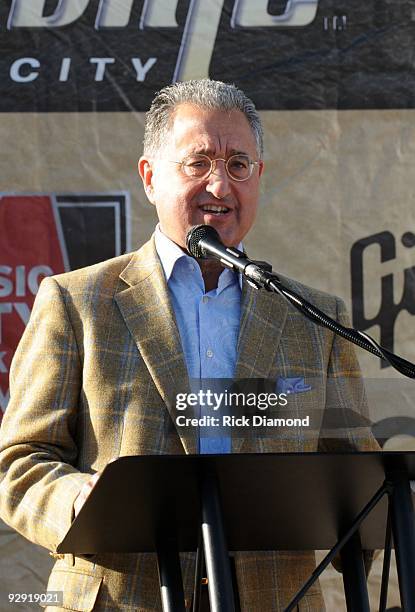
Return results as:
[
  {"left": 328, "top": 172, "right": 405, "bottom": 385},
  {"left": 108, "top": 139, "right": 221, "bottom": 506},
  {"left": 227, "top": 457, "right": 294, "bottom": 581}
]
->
[
  {"left": 154, "top": 225, "right": 243, "bottom": 290},
  {"left": 154, "top": 224, "right": 189, "bottom": 282}
]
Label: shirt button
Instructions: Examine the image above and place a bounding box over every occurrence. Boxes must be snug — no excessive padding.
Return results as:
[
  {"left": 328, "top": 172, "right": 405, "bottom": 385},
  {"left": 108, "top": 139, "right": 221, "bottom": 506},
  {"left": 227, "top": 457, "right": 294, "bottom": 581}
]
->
[
  {"left": 206, "top": 349, "right": 214, "bottom": 358},
  {"left": 202, "top": 296, "right": 209, "bottom": 304}
]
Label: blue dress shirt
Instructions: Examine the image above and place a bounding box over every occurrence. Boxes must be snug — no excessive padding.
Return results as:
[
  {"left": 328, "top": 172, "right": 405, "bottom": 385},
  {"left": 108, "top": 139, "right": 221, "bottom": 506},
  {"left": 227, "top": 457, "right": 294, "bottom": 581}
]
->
[{"left": 154, "top": 226, "right": 242, "bottom": 453}]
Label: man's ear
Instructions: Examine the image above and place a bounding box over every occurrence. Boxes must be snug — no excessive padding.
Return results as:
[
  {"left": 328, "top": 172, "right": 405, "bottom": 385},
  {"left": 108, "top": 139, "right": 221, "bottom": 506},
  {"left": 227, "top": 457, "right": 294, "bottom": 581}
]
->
[
  {"left": 138, "top": 156, "right": 155, "bottom": 205},
  {"left": 258, "top": 160, "right": 265, "bottom": 177}
]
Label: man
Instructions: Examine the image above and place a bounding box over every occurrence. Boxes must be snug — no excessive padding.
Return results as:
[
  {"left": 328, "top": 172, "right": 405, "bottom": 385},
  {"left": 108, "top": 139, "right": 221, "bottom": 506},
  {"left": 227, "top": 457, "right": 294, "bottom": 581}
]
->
[{"left": 0, "top": 79, "right": 374, "bottom": 611}]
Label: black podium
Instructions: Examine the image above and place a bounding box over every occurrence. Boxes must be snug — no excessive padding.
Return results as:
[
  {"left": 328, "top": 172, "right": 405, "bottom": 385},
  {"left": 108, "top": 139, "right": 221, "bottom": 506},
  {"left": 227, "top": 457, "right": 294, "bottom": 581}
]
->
[{"left": 57, "top": 452, "right": 415, "bottom": 611}]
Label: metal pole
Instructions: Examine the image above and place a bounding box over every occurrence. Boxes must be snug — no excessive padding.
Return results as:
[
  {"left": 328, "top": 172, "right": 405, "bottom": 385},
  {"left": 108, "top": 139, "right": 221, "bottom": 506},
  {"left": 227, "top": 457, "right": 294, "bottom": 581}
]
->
[
  {"left": 157, "top": 545, "right": 186, "bottom": 612},
  {"left": 379, "top": 505, "right": 392, "bottom": 612},
  {"left": 192, "top": 530, "right": 204, "bottom": 612},
  {"left": 201, "top": 467, "right": 235, "bottom": 612},
  {"left": 340, "top": 531, "right": 370, "bottom": 612},
  {"left": 284, "top": 481, "right": 388, "bottom": 612},
  {"left": 389, "top": 472, "right": 415, "bottom": 612}
]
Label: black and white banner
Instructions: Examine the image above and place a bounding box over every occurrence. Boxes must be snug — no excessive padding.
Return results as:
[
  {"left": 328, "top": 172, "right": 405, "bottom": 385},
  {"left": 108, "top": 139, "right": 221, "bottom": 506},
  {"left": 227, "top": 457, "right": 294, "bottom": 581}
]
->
[{"left": 0, "top": 0, "right": 414, "bottom": 111}]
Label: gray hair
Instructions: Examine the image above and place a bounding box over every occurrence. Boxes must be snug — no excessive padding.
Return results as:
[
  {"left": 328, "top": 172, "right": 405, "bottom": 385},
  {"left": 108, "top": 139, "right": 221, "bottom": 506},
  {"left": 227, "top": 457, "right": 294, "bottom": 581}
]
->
[{"left": 143, "top": 79, "right": 263, "bottom": 158}]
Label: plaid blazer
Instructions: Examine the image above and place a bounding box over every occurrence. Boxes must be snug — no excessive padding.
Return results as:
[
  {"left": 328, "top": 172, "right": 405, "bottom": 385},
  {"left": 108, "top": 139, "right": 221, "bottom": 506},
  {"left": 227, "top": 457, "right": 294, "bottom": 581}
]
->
[{"left": 0, "top": 236, "right": 376, "bottom": 612}]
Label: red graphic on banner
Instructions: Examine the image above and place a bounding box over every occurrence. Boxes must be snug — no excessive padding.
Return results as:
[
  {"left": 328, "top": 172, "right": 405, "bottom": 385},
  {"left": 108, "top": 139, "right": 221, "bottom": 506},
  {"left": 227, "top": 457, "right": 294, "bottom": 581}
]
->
[{"left": 0, "top": 195, "right": 65, "bottom": 416}]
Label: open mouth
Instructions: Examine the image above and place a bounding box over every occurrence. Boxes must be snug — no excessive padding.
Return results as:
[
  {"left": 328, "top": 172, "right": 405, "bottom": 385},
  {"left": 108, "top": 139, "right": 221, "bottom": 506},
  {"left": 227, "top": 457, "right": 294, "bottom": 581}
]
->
[{"left": 200, "top": 205, "right": 231, "bottom": 216}]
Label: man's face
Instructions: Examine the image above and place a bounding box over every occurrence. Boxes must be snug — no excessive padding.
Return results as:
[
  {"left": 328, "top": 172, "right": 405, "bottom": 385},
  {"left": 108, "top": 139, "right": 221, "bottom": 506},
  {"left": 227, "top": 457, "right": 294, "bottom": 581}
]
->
[{"left": 138, "top": 103, "right": 264, "bottom": 249}]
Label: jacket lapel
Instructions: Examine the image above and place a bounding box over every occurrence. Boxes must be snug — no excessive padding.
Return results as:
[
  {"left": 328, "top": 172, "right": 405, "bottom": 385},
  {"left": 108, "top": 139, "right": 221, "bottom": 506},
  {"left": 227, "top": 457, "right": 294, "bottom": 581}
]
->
[
  {"left": 234, "top": 280, "right": 288, "bottom": 379},
  {"left": 115, "top": 238, "right": 197, "bottom": 454},
  {"left": 232, "top": 280, "right": 289, "bottom": 452}
]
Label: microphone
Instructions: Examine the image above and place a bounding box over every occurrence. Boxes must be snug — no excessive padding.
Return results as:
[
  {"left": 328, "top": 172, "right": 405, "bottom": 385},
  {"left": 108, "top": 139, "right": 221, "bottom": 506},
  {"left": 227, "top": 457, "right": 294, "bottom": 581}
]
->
[{"left": 185, "top": 225, "right": 272, "bottom": 288}]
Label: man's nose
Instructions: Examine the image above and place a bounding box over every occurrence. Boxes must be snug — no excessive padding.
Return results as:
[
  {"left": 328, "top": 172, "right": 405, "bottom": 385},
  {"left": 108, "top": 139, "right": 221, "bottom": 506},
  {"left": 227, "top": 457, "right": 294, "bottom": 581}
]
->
[{"left": 206, "top": 160, "right": 231, "bottom": 200}]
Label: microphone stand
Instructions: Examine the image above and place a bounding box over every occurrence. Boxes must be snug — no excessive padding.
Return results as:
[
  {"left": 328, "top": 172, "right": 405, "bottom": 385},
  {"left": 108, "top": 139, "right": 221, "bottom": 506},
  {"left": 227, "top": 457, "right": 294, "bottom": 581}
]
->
[
  {"left": 243, "top": 263, "right": 415, "bottom": 379},
  {"left": 186, "top": 226, "right": 415, "bottom": 610},
  {"left": 244, "top": 262, "right": 415, "bottom": 611}
]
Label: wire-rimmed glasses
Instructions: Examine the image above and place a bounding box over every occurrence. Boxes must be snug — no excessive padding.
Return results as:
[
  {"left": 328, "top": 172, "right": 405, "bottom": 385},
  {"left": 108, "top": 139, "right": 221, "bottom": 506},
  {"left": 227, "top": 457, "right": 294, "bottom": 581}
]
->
[{"left": 173, "top": 153, "right": 259, "bottom": 182}]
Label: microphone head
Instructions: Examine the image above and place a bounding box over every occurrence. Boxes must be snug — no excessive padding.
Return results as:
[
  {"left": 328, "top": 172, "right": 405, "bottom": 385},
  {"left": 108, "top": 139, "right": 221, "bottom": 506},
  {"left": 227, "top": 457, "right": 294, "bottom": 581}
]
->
[{"left": 186, "top": 224, "right": 220, "bottom": 258}]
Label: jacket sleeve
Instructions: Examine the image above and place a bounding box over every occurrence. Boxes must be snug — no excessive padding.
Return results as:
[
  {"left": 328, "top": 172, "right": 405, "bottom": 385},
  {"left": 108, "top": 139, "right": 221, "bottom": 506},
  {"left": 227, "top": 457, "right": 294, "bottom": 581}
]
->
[{"left": 0, "top": 276, "right": 91, "bottom": 552}]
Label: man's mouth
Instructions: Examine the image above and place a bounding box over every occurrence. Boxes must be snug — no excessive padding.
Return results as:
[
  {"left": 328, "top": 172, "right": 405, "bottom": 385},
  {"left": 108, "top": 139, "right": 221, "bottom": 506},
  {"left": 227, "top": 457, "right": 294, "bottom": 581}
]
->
[{"left": 200, "top": 205, "right": 231, "bottom": 215}]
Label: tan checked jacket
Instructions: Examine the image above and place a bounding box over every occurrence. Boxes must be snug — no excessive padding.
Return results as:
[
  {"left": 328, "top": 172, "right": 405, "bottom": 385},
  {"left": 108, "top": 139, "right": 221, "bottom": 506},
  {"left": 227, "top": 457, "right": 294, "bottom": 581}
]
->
[{"left": 0, "top": 236, "right": 376, "bottom": 612}]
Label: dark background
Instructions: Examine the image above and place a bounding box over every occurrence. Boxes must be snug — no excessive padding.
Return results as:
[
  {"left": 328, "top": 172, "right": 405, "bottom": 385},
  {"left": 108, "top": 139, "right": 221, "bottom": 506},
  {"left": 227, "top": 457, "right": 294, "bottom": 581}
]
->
[{"left": 0, "top": 0, "right": 414, "bottom": 111}]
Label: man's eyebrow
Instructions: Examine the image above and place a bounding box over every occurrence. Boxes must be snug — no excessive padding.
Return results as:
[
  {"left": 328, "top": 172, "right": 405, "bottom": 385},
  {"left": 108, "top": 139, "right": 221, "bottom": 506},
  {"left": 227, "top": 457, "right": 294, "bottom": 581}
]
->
[{"left": 189, "top": 147, "right": 248, "bottom": 156}]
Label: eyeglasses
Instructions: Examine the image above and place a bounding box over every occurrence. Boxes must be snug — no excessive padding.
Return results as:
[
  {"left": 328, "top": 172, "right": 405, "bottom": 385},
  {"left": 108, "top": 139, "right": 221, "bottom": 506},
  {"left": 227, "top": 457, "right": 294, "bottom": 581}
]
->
[{"left": 173, "top": 153, "right": 259, "bottom": 182}]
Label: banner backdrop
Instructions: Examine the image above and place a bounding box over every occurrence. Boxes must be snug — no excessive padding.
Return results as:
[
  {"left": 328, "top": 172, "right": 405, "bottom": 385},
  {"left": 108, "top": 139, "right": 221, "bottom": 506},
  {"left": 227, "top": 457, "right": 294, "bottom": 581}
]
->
[
  {"left": 1, "top": 1, "right": 415, "bottom": 111},
  {"left": 0, "top": 1, "right": 414, "bottom": 606}
]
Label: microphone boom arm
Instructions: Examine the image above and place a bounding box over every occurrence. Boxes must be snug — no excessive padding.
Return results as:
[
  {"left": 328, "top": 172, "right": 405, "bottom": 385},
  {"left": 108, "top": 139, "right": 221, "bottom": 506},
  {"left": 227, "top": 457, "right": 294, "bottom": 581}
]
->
[
  {"left": 263, "top": 271, "right": 415, "bottom": 379},
  {"left": 185, "top": 224, "right": 415, "bottom": 379}
]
